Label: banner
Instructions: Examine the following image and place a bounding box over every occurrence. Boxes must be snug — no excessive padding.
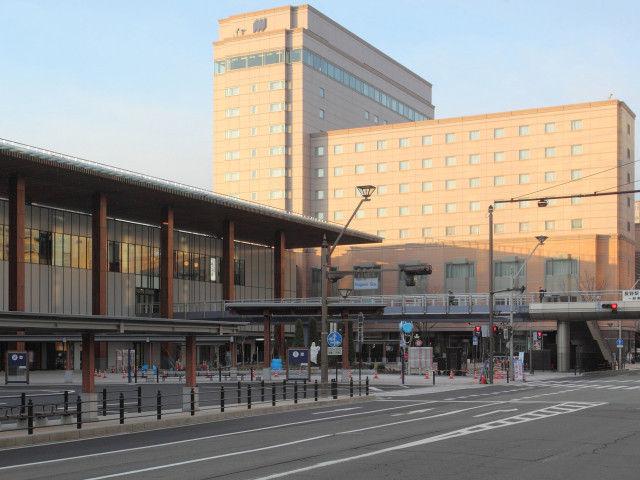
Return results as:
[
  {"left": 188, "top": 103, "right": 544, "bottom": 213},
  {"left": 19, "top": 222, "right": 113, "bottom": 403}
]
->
[{"left": 354, "top": 277, "right": 378, "bottom": 290}]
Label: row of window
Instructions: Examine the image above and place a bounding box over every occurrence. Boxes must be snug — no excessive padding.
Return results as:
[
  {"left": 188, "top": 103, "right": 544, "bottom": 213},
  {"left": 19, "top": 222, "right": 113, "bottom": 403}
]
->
[
  {"left": 224, "top": 168, "right": 292, "bottom": 182},
  {"left": 224, "top": 102, "right": 290, "bottom": 118},
  {"left": 224, "top": 80, "right": 288, "bottom": 97},
  {"left": 223, "top": 146, "right": 291, "bottom": 160},
  {"left": 224, "top": 124, "right": 290, "bottom": 139},
  {"left": 440, "top": 120, "right": 583, "bottom": 144}
]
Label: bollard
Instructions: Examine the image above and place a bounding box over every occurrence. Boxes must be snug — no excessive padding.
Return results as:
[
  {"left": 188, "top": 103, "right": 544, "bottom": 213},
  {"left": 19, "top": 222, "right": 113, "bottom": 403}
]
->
[
  {"left": 251, "top": 367, "right": 254, "bottom": 381},
  {"left": 331, "top": 379, "right": 337, "bottom": 399},
  {"left": 220, "top": 386, "right": 225, "bottom": 413},
  {"left": 27, "top": 399, "right": 34, "bottom": 435},
  {"left": 237, "top": 381, "right": 242, "bottom": 405},
  {"left": 314, "top": 380, "right": 318, "bottom": 402},
  {"left": 190, "top": 388, "right": 195, "bottom": 416},
  {"left": 156, "top": 390, "right": 162, "bottom": 420},
  {"left": 261, "top": 380, "right": 265, "bottom": 403},
  {"left": 119, "top": 393, "right": 125, "bottom": 425},
  {"left": 294, "top": 383, "right": 298, "bottom": 404},
  {"left": 156, "top": 368, "right": 159, "bottom": 383},
  {"left": 282, "top": 380, "right": 287, "bottom": 401},
  {"left": 272, "top": 383, "right": 276, "bottom": 407},
  {"left": 303, "top": 379, "right": 307, "bottom": 399},
  {"left": 102, "top": 388, "right": 108, "bottom": 416},
  {"left": 77, "top": 395, "right": 82, "bottom": 429},
  {"left": 350, "top": 378, "right": 354, "bottom": 398},
  {"left": 366, "top": 377, "right": 369, "bottom": 396},
  {"left": 138, "top": 386, "right": 142, "bottom": 414},
  {"left": 64, "top": 390, "right": 69, "bottom": 413},
  {"left": 247, "top": 384, "right": 252, "bottom": 409},
  {"left": 433, "top": 371, "right": 436, "bottom": 385}
]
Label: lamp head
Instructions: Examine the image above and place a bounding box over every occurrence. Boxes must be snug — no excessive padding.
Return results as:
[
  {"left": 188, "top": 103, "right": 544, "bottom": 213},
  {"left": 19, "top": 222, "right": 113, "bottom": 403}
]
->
[
  {"left": 535, "top": 235, "right": 548, "bottom": 245},
  {"left": 537, "top": 199, "right": 549, "bottom": 207},
  {"left": 356, "top": 185, "right": 376, "bottom": 200},
  {"left": 337, "top": 288, "right": 352, "bottom": 300}
]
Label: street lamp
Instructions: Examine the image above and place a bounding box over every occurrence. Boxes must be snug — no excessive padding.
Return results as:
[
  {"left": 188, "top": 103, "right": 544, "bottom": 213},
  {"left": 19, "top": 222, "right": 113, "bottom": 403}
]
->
[{"left": 321, "top": 185, "right": 375, "bottom": 387}]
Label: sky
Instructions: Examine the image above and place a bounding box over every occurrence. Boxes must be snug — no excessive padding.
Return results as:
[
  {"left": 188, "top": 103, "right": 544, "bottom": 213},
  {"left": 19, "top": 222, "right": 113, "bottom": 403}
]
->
[{"left": 1, "top": 0, "right": 638, "bottom": 191}]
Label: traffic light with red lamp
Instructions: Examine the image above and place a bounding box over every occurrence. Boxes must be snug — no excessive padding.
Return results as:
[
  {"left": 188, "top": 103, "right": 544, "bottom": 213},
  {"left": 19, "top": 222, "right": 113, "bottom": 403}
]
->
[
  {"left": 602, "top": 303, "right": 618, "bottom": 314},
  {"left": 537, "top": 332, "right": 542, "bottom": 339},
  {"left": 473, "top": 325, "right": 481, "bottom": 337}
]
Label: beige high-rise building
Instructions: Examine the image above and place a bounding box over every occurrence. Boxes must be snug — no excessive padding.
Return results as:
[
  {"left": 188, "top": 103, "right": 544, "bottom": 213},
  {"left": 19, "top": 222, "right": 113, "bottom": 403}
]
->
[{"left": 213, "top": 4, "right": 434, "bottom": 214}]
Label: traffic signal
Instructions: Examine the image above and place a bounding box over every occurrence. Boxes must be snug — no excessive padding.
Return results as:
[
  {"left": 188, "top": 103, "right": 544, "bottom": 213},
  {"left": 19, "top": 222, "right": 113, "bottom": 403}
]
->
[
  {"left": 602, "top": 303, "right": 618, "bottom": 313},
  {"left": 493, "top": 326, "right": 498, "bottom": 333},
  {"left": 474, "top": 325, "right": 481, "bottom": 337},
  {"left": 537, "top": 332, "right": 542, "bottom": 339}
]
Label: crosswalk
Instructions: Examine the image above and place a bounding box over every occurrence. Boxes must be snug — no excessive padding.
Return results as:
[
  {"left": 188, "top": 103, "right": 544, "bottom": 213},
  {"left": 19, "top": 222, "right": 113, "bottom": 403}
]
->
[{"left": 524, "top": 378, "right": 640, "bottom": 391}]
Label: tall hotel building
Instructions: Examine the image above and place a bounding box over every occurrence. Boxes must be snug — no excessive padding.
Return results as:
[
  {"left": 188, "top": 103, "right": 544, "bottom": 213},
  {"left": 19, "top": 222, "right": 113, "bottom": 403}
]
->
[{"left": 214, "top": 5, "right": 636, "bottom": 300}]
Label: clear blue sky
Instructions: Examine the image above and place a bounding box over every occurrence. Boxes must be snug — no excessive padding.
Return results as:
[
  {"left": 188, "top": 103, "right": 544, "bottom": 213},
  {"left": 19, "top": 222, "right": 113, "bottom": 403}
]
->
[{"left": 1, "top": 0, "right": 638, "bottom": 190}]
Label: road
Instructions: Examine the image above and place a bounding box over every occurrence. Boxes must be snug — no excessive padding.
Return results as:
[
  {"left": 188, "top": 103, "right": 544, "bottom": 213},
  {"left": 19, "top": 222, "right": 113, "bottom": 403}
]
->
[{"left": 0, "top": 371, "right": 639, "bottom": 479}]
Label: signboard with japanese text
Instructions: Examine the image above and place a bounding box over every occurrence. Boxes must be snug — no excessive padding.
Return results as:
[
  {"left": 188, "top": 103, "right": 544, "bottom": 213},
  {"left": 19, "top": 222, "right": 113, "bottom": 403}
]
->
[
  {"left": 286, "top": 348, "right": 310, "bottom": 380},
  {"left": 623, "top": 290, "right": 640, "bottom": 301},
  {"left": 5, "top": 351, "right": 29, "bottom": 384}
]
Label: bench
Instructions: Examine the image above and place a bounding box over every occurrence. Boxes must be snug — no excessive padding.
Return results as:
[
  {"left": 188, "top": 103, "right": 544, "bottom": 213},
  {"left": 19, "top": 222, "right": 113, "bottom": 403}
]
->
[{"left": 221, "top": 368, "right": 247, "bottom": 381}]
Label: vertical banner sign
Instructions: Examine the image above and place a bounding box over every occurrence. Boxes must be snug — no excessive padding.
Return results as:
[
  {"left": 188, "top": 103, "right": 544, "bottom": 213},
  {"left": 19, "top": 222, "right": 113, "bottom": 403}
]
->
[
  {"left": 287, "top": 348, "right": 310, "bottom": 380},
  {"left": 5, "top": 351, "right": 29, "bottom": 384}
]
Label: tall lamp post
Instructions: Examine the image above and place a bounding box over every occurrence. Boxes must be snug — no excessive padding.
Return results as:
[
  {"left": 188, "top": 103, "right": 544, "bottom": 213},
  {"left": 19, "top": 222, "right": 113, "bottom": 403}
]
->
[{"left": 321, "top": 185, "right": 375, "bottom": 387}]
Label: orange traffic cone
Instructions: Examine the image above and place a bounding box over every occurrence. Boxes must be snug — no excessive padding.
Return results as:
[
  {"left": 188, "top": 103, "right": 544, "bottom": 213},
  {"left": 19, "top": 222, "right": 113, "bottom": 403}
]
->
[
  {"left": 500, "top": 369, "right": 504, "bottom": 379},
  {"left": 374, "top": 369, "right": 378, "bottom": 379},
  {"left": 94, "top": 369, "right": 98, "bottom": 377},
  {"left": 348, "top": 369, "right": 352, "bottom": 379},
  {"left": 122, "top": 369, "right": 126, "bottom": 379},
  {"left": 473, "top": 370, "right": 478, "bottom": 380},
  {"left": 424, "top": 370, "right": 429, "bottom": 380},
  {"left": 449, "top": 370, "right": 454, "bottom": 379},
  {"left": 103, "top": 370, "right": 107, "bottom": 379},
  {"left": 274, "top": 369, "right": 279, "bottom": 378},
  {"left": 252, "top": 369, "right": 256, "bottom": 380}
]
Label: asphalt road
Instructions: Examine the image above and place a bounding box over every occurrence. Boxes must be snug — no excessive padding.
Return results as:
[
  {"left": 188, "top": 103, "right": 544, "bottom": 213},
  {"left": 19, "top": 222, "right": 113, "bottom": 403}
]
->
[{"left": 1, "top": 371, "right": 639, "bottom": 479}]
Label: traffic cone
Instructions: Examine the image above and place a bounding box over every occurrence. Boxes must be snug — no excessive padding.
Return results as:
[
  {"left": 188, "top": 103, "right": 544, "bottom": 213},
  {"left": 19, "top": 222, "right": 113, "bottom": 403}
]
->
[
  {"left": 374, "top": 369, "right": 378, "bottom": 379},
  {"left": 424, "top": 370, "right": 429, "bottom": 380},
  {"left": 348, "top": 369, "right": 352, "bottom": 379},
  {"left": 274, "top": 369, "right": 279, "bottom": 378},
  {"left": 94, "top": 369, "right": 97, "bottom": 377},
  {"left": 500, "top": 369, "right": 504, "bottom": 379},
  {"left": 522, "top": 370, "right": 526, "bottom": 382},
  {"left": 449, "top": 370, "right": 454, "bottom": 379},
  {"left": 103, "top": 370, "right": 108, "bottom": 379},
  {"left": 473, "top": 370, "right": 478, "bottom": 380},
  {"left": 122, "top": 369, "right": 126, "bottom": 379},
  {"left": 206, "top": 369, "right": 210, "bottom": 379},
  {"left": 252, "top": 369, "right": 256, "bottom": 380}
]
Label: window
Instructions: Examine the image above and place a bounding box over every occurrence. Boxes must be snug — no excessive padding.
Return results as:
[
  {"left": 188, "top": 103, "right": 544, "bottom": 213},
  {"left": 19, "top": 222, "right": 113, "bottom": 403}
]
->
[
  {"left": 251, "top": 170, "right": 257, "bottom": 179},
  {"left": 251, "top": 192, "right": 258, "bottom": 201},
  {"left": 224, "top": 129, "right": 239, "bottom": 139},
  {"left": 519, "top": 149, "right": 530, "bottom": 160},
  {"left": 399, "top": 138, "right": 409, "bottom": 148},
  {"left": 545, "top": 220, "right": 555, "bottom": 230},
  {"left": 494, "top": 202, "right": 505, "bottom": 210},
  {"left": 377, "top": 185, "right": 387, "bottom": 195},
  {"left": 314, "top": 146, "right": 325, "bottom": 156},
  {"left": 319, "top": 109, "right": 324, "bottom": 119},
  {"left": 224, "top": 151, "right": 239, "bottom": 160},
  {"left": 445, "top": 133, "right": 456, "bottom": 143},
  {"left": 469, "top": 178, "right": 480, "bottom": 188},
  {"left": 355, "top": 165, "right": 365, "bottom": 174},
  {"left": 270, "top": 102, "right": 286, "bottom": 112},
  {"left": 422, "top": 181, "right": 432, "bottom": 191},
  {"left": 571, "top": 169, "right": 582, "bottom": 180},
  {"left": 469, "top": 154, "right": 480, "bottom": 164},
  {"left": 224, "top": 172, "right": 239, "bottom": 181},
  {"left": 224, "top": 87, "right": 239, "bottom": 96},
  {"left": 445, "top": 203, "right": 456, "bottom": 213},
  {"left": 377, "top": 230, "right": 386, "bottom": 238},
  {"left": 355, "top": 142, "right": 364, "bottom": 152},
  {"left": 225, "top": 108, "right": 239, "bottom": 117},
  {"left": 494, "top": 223, "right": 504, "bottom": 233},
  {"left": 469, "top": 201, "right": 480, "bottom": 211},
  {"left": 422, "top": 228, "right": 432, "bottom": 237},
  {"left": 314, "top": 168, "right": 324, "bottom": 178},
  {"left": 571, "top": 196, "right": 582, "bottom": 205},
  {"left": 399, "top": 229, "right": 410, "bottom": 239},
  {"left": 364, "top": 111, "right": 369, "bottom": 120},
  {"left": 334, "top": 211, "right": 343, "bottom": 220},
  {"left": 422, "top": 158, "right": 432, "bottom": 168},
  {"left": 377, "top": 140, "right": 387, "bottom": 150},
  {"left": 333, "top": 145, "right": 343, "bottom": 154},
  {"left": 270, "top": 168, "right": 287, "bottom": 177},
  {"left": 494, "top": 176, "right": 504, "bottom": 186},
  {"left": 519, "top": 125, "right": 530, "bottom": 136},
  {"left": 377, "top": 208, "right": 387, "bottom": 217},
  {"left": 374, "top": 115, "right": 379, "bottom": 124},
  {"left": 251, "top": 105, "right": 258, "bottom": 114},
  {"left": 333, "top": 167, "right": 343, "bottom": 176},
  {"left": 494, "top": 152, "right": 504, "bottom": 162},
  {"left": 469, "top": 225, "right": 480, "bottom": 235},
  {"left": 251, "top": 84, "right": 257, "bottom": 93},
  {"left": 270, "top": 190, "right": 286, "bottom": 199},
  {"left": 318, "top": 87, "right": 324, "bottom": 97},
  {"left": 519, "top": 174, "right": 530, "bottom": 184},
  {"left": 571, "top": 120, "right": 583, "bottom": 131},
  {"left": 377, "top": 163, "right": 387, "bottom": 172},
  {"left": 399, "top": 160, "right": 410, "bottom": 170},
  {"left": 315, "top": 190, "right": 324, "bottom": 200},
  {"left": 545, "top": 147, "right": 556, "bottom": 158},
  {"left": 545, "top": 172, "right": 556, "bottom": 182},
  {"left": 269, "top": 146, "right": 286, "bottom": 155},
  {"left": 355, "top": 210, "right": 364, "bottom": 219},
  {"left": 571, "top": 145, "right": 583, "bottom": 155},
  {"left": 422, "top": 135, "right": 432, "bottom": 145},
  {"left": 446, "top": 226, "right": 456, "bottom": 236},
  {"left": 334, "top": 189, "right": 343, "bottom": 198},
  {"left": 399, "top": 183, "right": 409, "bottom": 193},
  {"left": 251, "top": 127, "right": 258, "bottom": 136},
  {"left": 519, "top": 200, "right": 530, "bottom": 208},
  {"left": 494, "top": 128, "right": 505, "bottom": 138},
  {"left": 571, "top": 219, "right": 583, "bottom": 229},
  {"left": 545, "top": 122, "right": 556, "bottom": 133},
  {"left": 469, "top": 130, "right": 479, "bottom": 141},
  {"left": 399, "top": 206, "right": 409, "bottom": 216},
  {"left": 251, "top": 149, "right": 257, "bottom": 157},
  {"left": 269, "top": 124, "right": 285, "bottom": 134},
  {"left": 445, "top": 180, "right": 456, "bottom": 190},
  {"left": 422, "top": 205, "right": 433, "bottom": 214},
  {"left": 445, "top": 156, "right": 456, "bottom": 166},
  {"left": 315, "top": 212, "right": 324, "bottom": 220},
  {"left": 270, "top": 80, "right": 285, "bottom": 90}
]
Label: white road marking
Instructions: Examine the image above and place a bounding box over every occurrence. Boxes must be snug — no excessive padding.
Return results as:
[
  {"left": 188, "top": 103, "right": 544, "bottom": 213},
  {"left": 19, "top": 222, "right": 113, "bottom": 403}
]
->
[
  {"left": 473, "top": 408, "right": 518, "bottom": 417},
  {"left": 311, "top": 407, "right": 361, "bottom": 415},
  {"left": 391, "top": 408, "right": 433, "bottom": 416}
]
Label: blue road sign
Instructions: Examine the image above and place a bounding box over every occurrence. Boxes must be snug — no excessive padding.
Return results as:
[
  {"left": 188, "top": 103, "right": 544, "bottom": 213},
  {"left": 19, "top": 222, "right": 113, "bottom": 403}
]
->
[
  {"left": 617, "top": 339, "right": 623, "bottom": 348},
  {"left": 328, "top": 332, "right": 342, "bottom": 347}
]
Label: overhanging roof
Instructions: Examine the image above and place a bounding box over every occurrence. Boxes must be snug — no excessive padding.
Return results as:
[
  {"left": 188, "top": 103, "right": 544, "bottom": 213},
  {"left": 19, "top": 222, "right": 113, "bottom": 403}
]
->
[{"left": 0, "top": 138, "right": 381, "bottom": 249}]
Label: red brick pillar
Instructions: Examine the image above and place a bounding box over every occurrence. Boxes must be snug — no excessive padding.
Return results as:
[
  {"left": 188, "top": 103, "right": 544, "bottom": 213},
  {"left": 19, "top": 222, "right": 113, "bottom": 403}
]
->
[
  {"left": 263, "top": 310, "right": 271, "bottom": 369},
  {"left": 185, "top": 335, "right": 196, "bottom": 387},
  {"left": 274, "top": 231, "right": 285, "bottom": 299},
  {"left": 160, "top": 207, "right": 174, "bottom": 319},
  {"left": 9, "top": 175, "right": 25, "bottom": 313},
  {"left": 81, "top": 333, "right": 95, "bottom": 394},
  {"left": 223, "top": 220, "right": 234, "bottom": 301},
  {"left": 92, "top": 193, "right": 107, "bottom": 316}
]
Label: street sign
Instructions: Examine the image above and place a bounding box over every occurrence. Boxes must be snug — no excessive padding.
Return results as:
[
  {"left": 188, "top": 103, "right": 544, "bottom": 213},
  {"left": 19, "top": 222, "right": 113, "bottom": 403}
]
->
[
  {"left": 328, "top": 347, "right": 342, "bottom": 356},
  {"left": 617, "top": 339, "right": 623, "bottom": 349},
  {"left": 472, "top": 337, "right": 478, "bottom": 346},
  {"left": 327, "top": 332, "right": 342, "bottom": 347},
  {"left": 415, "top": 339, "right": 423, "bottom": 347}
]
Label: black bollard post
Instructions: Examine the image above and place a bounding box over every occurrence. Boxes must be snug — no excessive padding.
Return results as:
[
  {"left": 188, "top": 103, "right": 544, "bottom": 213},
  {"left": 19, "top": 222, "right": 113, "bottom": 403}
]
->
[
  {"left": 64, "top": 390, "right": 69, "bottom": 413},
  {"left": 27, "top": 399, "right": 33, "bottom": 435},
  {"left": 366, "top": 377, "right": 369, "bottom": 396},
  {"left": 138, "top": 386, "right": 142, "bottom": 414},
  {"left": 294, "top": 383, "right": 298, "bottom": 404},
  {"left": 303, "top": 379, "right": 307, "bottom": 399},
  {"left": 272, "top": 383, "right": 276, "bottom": 406},
  {"left": 261, "top": 380, "right": 265, "bottom": 403},
  {"left": 119, "top": 393, "right": 125, "bottom": 425},
  {"left": 102, "top": 388, "right": 107, "bottom": 416},
  {"left": 282, "top": 380, "right": 287, "bottom": 401},
  {"left": 77, "top": 395, "right": 82, "bottom": 430},
  {"left": 156, "top": 390, "right": 162, "bottom": 420},
  {"left": 314, "top": 380, "right": 318, "bottom": 401},
  {"left": 247, "top": 384, "right": 252, "bottom": 409},
  {"left": 350, "top": 378, "right": 354, "bottom": 398},
  {"left": 237, "top": 380, "right": 242, "bottom": 405},
  {"left": 219, "top": 367, "right": 222, "bottom": 382},
  {"left": 221, "top": 386, "right": 225, "bottom": 413},
  {"left": 332, "top": 379, "right": 337, "bottom": 399},
  {"left": 21, "top": 392, "right": 26, "bottom": 416},
  {"left": 191, "top": 388, "right": 195, "bottom": 416},
  {"left": 433, "top": 371, "right": 436, "bottom": 385}
]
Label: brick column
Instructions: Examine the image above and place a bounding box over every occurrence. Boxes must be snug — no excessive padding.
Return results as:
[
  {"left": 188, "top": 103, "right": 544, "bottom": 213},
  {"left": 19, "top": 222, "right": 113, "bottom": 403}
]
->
[
  {"left": 223, "top": 220, "right": 234, "bottom": 300},
  {"left": 92, "top": 193, "right": 107, "bottom": 316},
  {"left": 160, "top": 207, "right": 174, "bottom": 319},
  {"left": 81, "top": 333, "right": 95, "bottom": 394},
  {"left": 342, "top": 309, "right": 350, "bottom": 370},
  {"left": 185, "top": 335, "right": 197, "bottom": 387},
  {"left": 274, "top": 230, "right": 285, "bottom": 299},
  {"left": 9, "top": 175, "right": 25, "bottom": 312}
]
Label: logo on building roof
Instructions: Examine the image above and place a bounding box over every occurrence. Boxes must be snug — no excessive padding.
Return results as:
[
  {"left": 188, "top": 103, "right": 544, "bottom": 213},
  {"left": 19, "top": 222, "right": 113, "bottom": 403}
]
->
[{"left": 253, "top": 18, "right": 267, "bottom": 33}]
